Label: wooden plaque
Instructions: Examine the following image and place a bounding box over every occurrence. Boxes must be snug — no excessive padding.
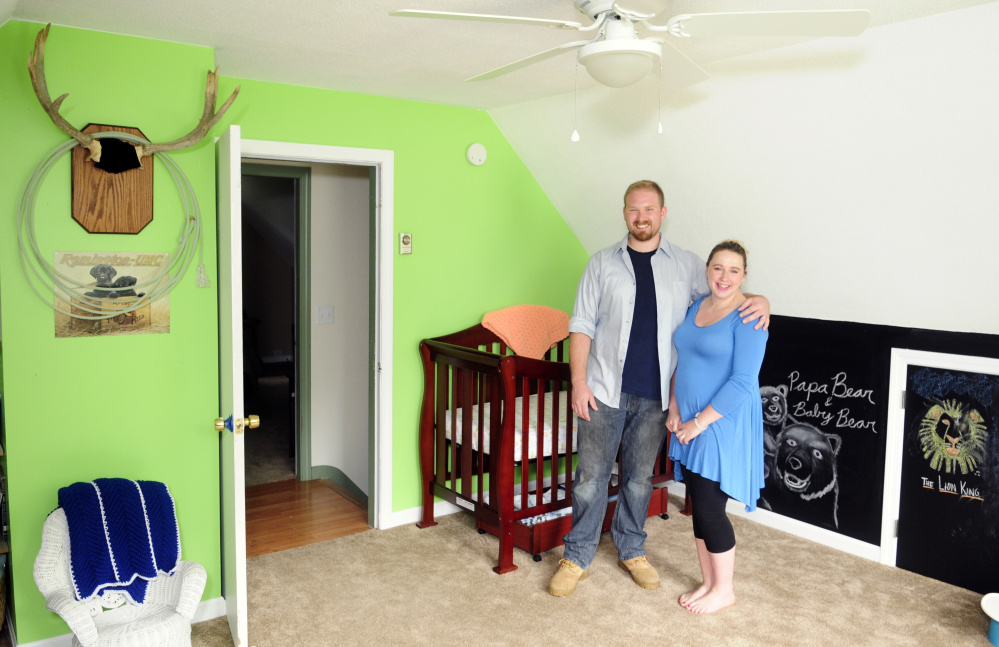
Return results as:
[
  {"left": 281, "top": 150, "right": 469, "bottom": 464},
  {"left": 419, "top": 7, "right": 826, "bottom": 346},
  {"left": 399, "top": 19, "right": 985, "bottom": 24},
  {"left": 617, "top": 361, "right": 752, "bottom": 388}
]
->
[{"left": 71, "top": 124, "right": 153, "bottom": 234}]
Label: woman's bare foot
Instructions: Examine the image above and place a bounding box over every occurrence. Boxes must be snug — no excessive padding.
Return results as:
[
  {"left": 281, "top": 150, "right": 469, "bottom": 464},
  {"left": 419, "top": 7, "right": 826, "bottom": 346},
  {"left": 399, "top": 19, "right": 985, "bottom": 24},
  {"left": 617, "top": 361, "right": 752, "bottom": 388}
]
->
[
  {"left": 686, "top": 589, "right": 736, "bottom": 614},
  {"left": 678, "top": 585, "right": 709, "bottom": 608}
]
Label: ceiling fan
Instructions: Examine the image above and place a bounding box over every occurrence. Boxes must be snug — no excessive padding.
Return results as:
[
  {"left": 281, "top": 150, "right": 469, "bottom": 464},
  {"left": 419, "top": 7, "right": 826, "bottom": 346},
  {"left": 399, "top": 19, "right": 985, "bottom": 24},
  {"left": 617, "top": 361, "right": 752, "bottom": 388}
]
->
[{"left": 391, "top": 0, "right": 871, "bottom": 89}]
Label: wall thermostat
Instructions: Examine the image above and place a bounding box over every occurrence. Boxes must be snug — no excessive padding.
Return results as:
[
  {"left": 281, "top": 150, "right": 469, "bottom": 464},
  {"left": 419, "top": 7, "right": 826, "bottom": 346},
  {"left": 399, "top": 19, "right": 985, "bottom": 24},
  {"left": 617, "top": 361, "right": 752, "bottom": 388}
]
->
[
  {"left": 400, "top": 232, "right": 412, "bottom": 255},
  {"left": 466, "top": 143, "right": 487, "bottom": 166}
]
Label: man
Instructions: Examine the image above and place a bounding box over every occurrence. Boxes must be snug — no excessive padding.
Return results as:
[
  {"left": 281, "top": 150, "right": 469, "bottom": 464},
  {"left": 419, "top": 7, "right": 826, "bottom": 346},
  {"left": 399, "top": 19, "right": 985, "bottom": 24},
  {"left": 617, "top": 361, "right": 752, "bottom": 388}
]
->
[{"left": 549, "top": 180, "right": 769, "bottom": 596}]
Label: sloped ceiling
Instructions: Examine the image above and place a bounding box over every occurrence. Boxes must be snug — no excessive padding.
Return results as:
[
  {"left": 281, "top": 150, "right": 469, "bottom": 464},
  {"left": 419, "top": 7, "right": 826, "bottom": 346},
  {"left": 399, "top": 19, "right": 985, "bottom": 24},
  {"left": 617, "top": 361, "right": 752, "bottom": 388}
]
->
[{"left": 3, "top": 0, "right": 996, "bottom": 110}]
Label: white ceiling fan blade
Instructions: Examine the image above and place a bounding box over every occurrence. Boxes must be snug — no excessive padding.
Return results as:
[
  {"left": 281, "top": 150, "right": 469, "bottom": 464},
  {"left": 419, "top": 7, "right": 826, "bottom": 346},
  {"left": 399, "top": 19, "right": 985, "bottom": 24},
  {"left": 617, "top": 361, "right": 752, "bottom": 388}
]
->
[
  {"left": 659, "top": 39, "right": 710, "bottom": 89},
  {"left": 465, "top": 41, "right": 589, "bottom": 82},
  {"left": 667, "top": 10, "right": 871, "bottom": 38},
  {"left": 390, "top": 10, "right": 583, "bottom": 30}
]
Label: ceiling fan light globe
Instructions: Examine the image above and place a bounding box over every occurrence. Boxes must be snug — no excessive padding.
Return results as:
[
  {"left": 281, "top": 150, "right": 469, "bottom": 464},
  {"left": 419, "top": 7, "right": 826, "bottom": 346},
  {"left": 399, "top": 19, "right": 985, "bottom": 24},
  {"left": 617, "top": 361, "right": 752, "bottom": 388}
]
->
[{"left": 577, "top": 40, "right": 661, "bottom": 88}]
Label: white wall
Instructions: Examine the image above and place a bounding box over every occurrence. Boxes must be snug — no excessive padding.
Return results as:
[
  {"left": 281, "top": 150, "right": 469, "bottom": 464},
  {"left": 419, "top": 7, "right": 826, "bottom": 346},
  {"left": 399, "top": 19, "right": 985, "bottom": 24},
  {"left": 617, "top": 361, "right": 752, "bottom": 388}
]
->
[
  {"left": 309, "top": 163, "right": 371, "bottom": 493},
  {"left": 490, "top": 3, "right": 999, "bottom": 335}
]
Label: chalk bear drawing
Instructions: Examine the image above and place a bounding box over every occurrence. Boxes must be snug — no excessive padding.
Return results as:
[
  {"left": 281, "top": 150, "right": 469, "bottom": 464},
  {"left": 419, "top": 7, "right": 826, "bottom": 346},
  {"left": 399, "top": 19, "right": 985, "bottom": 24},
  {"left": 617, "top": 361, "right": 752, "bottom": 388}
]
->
[
  {"left": 760, "top": 384, "right": 796, "bottom": 478},
  {"left": 767, "top": 422, "right": 842, "bottom": 529}
]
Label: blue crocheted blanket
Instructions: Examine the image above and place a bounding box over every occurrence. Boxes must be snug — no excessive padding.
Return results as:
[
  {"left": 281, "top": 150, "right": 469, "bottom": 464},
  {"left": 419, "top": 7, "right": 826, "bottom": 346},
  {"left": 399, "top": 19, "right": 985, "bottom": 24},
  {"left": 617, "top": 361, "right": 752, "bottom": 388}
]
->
[{"left": 58, "top": 478, "right": 180, "bottom": 604}]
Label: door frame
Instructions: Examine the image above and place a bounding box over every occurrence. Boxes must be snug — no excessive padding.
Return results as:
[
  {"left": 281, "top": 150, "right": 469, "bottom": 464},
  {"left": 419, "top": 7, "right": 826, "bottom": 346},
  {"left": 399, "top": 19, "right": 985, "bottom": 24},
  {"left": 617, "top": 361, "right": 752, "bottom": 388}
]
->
[
  {"left": 239, "top": 138, "right": 394, "bottom": 528},
  {"left": 880, "top": 348, "right": 999, "bottom": 565}
]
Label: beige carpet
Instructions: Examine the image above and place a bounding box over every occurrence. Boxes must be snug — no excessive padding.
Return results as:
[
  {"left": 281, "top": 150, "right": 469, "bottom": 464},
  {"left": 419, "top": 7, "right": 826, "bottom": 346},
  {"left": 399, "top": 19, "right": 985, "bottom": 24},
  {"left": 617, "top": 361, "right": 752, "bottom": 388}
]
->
[{"left": 190, "top": 495, "right": 994, "bottom": 647}]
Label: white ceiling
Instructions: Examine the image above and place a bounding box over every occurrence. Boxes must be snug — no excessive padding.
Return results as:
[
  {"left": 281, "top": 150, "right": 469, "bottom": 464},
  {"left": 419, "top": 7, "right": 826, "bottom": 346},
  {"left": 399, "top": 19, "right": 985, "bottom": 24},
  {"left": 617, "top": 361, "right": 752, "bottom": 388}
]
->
[{"left": 3, "top": 0, "right": 996, "bottom": 109}]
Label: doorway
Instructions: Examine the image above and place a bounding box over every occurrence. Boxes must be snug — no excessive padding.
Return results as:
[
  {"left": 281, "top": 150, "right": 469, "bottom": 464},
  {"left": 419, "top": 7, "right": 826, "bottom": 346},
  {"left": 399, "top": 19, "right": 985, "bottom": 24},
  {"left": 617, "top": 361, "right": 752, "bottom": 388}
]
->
[
  {"left": 241, "top": 167, "right": 302, "bottom": 487},
  {"left": 240, "top": 161, "right": 375, "bottom": 554},
  {"left": 217, "top": 131, "right": 394, "bottom": 643}
]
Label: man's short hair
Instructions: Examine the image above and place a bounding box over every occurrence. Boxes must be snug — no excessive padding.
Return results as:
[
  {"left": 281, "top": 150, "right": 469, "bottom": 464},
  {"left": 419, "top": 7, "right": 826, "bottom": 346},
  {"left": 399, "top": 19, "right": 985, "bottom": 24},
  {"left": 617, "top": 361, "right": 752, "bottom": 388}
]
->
[{"left": 624, "top": 180, "right": 665, "bottom": 208}]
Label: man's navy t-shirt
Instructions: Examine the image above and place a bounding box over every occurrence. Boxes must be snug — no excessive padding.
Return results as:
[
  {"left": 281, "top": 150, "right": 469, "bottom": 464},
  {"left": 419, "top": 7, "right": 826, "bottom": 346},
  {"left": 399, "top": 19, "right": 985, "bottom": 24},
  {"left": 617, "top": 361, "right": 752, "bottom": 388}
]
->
[{"left": 621, "top": 246, "right": 661, "bottom": 399}]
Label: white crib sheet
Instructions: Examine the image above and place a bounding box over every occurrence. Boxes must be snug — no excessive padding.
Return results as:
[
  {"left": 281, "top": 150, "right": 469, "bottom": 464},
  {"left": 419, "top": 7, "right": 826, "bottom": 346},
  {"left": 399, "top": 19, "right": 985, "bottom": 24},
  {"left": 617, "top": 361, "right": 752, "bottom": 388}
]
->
[{"left": 444, "top": 391, "right": 577, "bottom": 462}]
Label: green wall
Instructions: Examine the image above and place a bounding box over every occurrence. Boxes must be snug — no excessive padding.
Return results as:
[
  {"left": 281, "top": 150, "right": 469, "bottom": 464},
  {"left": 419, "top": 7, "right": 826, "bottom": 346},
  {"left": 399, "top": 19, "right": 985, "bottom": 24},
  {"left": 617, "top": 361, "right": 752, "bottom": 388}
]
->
[
  {"left": 212, "top": 78, "right": 590, "bottom": 512},
  {"left": 0, "top": 20, "right": 588, "bottom": 644},
  {"left": 0, "top": 23, "right": 221, "bottom": 644}
]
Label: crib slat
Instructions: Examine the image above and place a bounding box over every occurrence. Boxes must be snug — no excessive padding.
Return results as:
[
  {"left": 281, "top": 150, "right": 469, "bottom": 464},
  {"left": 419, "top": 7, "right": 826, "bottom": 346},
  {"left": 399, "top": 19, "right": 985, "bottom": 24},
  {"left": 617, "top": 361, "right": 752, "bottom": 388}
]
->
[
  {"left": 534, "top": 374, "right": 558, "bottom": 505},
  {"left": 520, "top": 376, "right": 529, "bottom": 512},
  {"left": 559, "top": 382, "right": 576, "bottom": 501},
  {"left": 435, "top": 361, "right": 448, "bottom": 488},
  {"left": 450, "top": 368, "right": 461, "bottom": 489},
  {"left": 488, "top": 373, "right": 501, "bottom": 509},
  {"left": 477, "top": 375, "right": 486, "bottom": 505},
  {"left": 460, "top": 368, "right": 474, "bottom": 498}
]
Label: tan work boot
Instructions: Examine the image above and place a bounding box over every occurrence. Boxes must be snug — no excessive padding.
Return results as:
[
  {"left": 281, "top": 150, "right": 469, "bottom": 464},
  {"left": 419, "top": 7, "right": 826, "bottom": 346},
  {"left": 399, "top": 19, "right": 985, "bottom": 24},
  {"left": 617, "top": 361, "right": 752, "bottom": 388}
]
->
[
  {"left": 618, "top": 555, "right": 660, "bottom": 589},
  {"left": 548, "top": 558, "right": 589, "bottom": 596}
]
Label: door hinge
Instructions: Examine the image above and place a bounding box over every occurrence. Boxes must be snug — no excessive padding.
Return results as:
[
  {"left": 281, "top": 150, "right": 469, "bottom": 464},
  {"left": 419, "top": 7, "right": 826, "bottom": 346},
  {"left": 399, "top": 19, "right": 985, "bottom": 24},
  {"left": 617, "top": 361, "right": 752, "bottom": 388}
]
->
[
  {"left": 894, "top": 519, "right": 899, "bottom": 538},
  {"left": 900, "top": 390, "right": 906, "bottom": 410}
]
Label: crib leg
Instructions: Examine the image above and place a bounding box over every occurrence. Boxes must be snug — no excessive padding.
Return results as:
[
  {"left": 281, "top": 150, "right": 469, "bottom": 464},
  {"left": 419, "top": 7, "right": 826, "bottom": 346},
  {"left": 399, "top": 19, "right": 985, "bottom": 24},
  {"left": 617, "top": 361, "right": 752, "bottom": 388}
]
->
[
  {"left": 680, "top": 490, "right": 693, "bottom": 516},
  {"left": 493, "top": 521, "right": 518, "bottom": 575},
  {"left": 415, "top": 482, "right": 438, "bottom": 529},
  {"left": 533, "top": 554, "right": 542, "bottom": 562}
]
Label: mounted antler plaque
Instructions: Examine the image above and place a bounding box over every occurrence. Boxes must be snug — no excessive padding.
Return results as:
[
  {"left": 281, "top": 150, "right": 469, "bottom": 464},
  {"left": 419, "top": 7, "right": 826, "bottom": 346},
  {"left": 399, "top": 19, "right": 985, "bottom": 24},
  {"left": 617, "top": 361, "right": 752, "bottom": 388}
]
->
[
  {"left": 72, "top": 125, "right": 153, "bottom": 234},
  {"left": 29, "top": 24, "right": 240, "bottom": 235}
]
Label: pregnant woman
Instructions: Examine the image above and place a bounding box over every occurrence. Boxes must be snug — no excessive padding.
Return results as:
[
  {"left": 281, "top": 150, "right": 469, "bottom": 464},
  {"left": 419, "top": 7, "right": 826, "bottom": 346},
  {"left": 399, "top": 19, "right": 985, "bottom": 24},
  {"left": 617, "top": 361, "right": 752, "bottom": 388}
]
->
[{"left": 667, "top": 240, "right": 769, "bottom": 614}]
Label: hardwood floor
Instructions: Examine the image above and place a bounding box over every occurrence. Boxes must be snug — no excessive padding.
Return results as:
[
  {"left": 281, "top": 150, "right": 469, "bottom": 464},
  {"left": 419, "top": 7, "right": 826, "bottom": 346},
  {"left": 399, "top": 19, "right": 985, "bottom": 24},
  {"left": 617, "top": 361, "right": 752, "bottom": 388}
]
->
[{"left": 245, "top": 478, "right": 370, "bottom": 558}]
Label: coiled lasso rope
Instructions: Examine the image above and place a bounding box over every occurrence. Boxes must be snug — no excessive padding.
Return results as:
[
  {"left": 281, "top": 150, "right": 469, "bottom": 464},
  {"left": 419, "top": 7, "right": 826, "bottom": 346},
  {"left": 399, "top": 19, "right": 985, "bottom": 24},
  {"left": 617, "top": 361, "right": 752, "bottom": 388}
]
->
[{"left": 17, "top": 131, "right": 210, "bottom": 320}]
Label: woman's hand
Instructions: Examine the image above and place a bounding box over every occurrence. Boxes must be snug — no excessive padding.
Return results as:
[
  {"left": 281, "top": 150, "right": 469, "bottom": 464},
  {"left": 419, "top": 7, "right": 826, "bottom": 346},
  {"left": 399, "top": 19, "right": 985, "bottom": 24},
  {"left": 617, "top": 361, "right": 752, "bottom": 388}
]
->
[
  {"left": 674, "top": 419, "right": 703, "bottom": 446},
  {"left": 666, "top": 408, "right": 681, "bottom": 433}
]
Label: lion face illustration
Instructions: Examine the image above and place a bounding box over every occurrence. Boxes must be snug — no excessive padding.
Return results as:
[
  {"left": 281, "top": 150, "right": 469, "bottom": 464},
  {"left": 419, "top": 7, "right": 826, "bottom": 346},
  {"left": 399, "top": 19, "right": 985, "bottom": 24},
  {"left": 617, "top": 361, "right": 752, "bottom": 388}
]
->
[{"left": 918, "top": 399, "right": 987, "bottom": 474}]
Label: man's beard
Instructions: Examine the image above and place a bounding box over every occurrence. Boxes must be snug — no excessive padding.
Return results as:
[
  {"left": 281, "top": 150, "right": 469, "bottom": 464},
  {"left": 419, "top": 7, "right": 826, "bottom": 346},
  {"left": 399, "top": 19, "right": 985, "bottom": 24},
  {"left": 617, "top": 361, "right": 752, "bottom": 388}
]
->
[{"left": 629, "top": 223, "right": 659, "bottom": 241}]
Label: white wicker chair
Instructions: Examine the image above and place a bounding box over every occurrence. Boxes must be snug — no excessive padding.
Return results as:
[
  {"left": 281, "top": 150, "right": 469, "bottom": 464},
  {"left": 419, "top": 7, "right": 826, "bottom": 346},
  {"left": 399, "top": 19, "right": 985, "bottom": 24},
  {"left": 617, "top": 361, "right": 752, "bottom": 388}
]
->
[{"left": 33, "top": 508, "right": 207, "bottom": 647}]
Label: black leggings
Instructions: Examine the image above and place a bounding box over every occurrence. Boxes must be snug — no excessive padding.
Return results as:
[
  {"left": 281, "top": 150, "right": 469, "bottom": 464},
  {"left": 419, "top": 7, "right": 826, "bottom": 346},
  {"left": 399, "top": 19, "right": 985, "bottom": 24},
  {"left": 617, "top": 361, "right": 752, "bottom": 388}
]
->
[{"left": 684, "top": 468, "right": 736, "bottom": 554}]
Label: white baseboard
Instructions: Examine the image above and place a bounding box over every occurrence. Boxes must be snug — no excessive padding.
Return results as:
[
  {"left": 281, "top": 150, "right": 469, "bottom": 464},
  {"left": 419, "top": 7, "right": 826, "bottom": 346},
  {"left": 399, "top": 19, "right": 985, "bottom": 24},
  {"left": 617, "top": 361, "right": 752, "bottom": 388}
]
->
[
  {"left": 379, "top": 484, "right": 879, "bottom": 565},
  {"left": 380, "top": 499, "right": 461, "bottom": 529},
  {"left": 13, "top": 597, "right": 227, "bottom": 647},
  {"left": 667, "top": 482, "right": 880, "bottom": 561},
  {"left": 192, "top": 596, "right": 226, "bottom": 623}
]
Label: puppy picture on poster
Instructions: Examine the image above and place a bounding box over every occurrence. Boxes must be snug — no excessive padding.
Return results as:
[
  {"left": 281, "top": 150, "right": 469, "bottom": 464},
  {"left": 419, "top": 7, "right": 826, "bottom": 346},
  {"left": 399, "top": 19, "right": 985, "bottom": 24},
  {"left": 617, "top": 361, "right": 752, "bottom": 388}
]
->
[{"left": 53, "top": 251, "right": 171, "bottom": 337}]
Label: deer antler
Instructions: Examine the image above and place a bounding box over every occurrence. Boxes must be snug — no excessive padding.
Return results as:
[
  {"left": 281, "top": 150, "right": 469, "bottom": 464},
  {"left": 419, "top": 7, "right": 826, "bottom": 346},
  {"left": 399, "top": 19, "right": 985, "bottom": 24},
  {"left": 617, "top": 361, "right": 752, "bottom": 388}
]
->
[
  {"left": 29, "top": 24, "right": 103, "bottom": 162},
  {"left": 29, "top": 24, "right": 240, "bottom": 167},
  {"left": 136, "top": 69, "right": 240, "bottom": 158}
]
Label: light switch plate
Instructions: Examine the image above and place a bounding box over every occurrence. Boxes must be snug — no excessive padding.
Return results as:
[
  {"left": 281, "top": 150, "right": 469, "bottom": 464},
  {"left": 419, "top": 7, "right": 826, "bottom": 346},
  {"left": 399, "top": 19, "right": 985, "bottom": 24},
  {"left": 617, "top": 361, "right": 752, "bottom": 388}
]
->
[{"left": 317, "top": 306, "right": 334, "bottom": 325}]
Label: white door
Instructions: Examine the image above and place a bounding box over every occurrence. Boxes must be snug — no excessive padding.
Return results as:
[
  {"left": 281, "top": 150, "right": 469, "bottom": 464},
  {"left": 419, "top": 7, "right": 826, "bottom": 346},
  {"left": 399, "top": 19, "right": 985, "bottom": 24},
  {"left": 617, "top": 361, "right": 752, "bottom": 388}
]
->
[{"left": 217, "top": 125, "right": 248, "bottom": 645}]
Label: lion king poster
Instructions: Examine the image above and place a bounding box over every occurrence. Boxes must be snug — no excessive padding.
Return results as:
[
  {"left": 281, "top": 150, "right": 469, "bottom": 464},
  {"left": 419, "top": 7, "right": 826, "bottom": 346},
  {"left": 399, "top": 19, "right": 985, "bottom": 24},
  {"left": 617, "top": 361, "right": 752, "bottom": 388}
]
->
[
  {"left": 895, "top": 365, "right": 999, "bottom": 593},
  {"left": 53, "top": 251, "right": 170, "bottom": 337}
]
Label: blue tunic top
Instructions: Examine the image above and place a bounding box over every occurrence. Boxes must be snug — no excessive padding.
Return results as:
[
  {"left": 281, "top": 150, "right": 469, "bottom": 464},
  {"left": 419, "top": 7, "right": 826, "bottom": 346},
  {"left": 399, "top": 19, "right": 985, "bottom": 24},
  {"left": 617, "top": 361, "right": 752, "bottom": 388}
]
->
[{"left": 668, "top": 297, "right": 769, "bottom": 511}]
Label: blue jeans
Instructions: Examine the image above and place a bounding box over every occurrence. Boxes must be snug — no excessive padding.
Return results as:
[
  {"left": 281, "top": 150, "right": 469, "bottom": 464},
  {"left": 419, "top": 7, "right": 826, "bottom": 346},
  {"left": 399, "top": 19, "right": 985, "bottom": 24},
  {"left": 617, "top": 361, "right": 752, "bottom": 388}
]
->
[{"left": 562, "top": 394, "right": 668, "bottom": 569}]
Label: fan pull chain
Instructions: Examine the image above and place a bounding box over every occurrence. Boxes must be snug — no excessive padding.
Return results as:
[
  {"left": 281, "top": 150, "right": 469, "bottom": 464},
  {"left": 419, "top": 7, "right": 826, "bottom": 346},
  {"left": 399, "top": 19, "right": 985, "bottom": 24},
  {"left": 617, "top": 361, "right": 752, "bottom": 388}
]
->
[
  {"left": 571, "top": 60, "right": 581, "bottom": 142},
  {"left": 657, "top": 56, "right": 664, "bottom": 135}
]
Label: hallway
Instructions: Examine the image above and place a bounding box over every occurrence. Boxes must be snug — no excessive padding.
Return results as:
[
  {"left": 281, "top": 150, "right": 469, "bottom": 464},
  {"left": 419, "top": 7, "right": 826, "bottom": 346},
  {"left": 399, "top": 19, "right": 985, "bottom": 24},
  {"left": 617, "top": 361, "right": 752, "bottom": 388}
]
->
[{"left": 244, "top": 373, "right": 369, "bottom": 557}]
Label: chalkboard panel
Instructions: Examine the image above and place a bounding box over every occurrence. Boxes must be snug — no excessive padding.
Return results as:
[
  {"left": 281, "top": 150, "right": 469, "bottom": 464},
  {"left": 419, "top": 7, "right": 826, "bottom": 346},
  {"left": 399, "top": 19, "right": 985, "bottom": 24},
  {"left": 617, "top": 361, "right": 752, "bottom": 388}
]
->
[
  {"left": 896, "top": 365, "right": 999, "bottom": 594},
  {"left": 752, "top": 315, "right": 999, "bottom": 549},
  {"left": 758, "top": 318, "right": 888, "bottom": 544}
]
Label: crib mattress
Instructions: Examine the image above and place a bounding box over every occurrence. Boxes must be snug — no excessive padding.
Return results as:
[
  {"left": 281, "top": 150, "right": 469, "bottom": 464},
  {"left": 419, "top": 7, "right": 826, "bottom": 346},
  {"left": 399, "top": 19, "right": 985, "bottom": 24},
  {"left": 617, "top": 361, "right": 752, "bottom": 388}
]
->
[{"left": 444, "top": 391, "right": 577, "bottom": 462}]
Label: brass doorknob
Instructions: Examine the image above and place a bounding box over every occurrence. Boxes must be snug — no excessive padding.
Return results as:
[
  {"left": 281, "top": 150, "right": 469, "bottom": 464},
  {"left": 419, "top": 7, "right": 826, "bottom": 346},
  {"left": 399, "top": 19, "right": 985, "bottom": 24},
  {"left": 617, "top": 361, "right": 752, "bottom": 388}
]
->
[{"left": 214, "top": 415, "right": 260, "bottom": 433}]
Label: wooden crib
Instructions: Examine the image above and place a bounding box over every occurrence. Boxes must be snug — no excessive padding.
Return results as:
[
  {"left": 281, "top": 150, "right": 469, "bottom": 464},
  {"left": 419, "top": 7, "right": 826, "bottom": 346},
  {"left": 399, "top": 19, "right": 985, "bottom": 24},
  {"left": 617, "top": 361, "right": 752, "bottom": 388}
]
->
[{"left": 417, "top": 323, "right": 674, "bottom": 574}]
